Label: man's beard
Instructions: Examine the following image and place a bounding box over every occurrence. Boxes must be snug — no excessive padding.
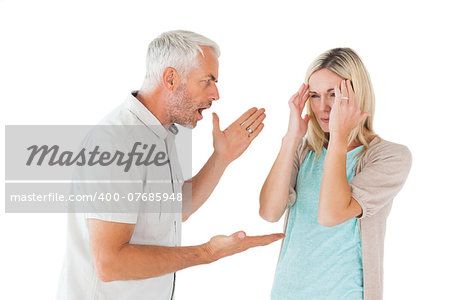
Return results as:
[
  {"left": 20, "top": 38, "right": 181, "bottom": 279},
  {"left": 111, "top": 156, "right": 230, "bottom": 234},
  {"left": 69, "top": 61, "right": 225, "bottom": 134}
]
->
[{"left": 167, "top": 84, "right": 211, "bottom": 129}]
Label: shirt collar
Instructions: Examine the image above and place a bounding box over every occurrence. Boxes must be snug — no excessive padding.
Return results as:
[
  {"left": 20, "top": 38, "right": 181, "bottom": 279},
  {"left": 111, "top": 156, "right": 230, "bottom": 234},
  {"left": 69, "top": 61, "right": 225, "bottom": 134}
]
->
[{"left": 126, "top": 91, "right": 178, "bottom": 140}]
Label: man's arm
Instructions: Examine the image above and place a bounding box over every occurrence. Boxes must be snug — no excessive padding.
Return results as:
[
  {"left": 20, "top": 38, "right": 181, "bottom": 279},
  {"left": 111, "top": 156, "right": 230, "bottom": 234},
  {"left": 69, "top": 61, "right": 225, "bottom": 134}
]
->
[
  {"left": 182, "top": 108, "right": 266, "bottom": 221},
  {"left": 89, "top": 219, "right": 284, "bottom": 282}
]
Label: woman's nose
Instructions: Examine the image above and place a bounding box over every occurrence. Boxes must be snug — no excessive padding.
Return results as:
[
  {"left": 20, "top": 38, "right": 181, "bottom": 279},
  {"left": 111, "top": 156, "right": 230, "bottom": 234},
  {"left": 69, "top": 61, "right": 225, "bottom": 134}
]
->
[{"left": 319, "top": 98, "right": 331, "bottom": 111}]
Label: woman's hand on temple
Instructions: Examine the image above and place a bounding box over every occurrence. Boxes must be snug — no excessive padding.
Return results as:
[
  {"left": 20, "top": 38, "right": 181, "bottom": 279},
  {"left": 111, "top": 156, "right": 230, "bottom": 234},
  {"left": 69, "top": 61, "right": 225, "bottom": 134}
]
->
[
  {"left": 285, "top": 83, "right": 310, "bottom": 142},
  {"left": 329, "top": 80, "right": 370, "bottom": 139}
]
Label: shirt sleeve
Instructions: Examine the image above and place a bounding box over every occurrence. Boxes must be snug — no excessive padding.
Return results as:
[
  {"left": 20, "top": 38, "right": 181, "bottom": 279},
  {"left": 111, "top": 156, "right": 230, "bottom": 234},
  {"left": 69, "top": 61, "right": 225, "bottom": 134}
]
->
[
  {"left": 72, "top": 127, "right": 141, "bottom": 224},
  {"left": 349, "top": 142, "right": 412, "bottom": 219}
]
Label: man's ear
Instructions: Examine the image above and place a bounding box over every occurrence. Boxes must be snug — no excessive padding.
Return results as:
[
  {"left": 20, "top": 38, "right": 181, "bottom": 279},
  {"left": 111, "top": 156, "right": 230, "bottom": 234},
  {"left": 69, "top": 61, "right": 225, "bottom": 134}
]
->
[{"left": 162, "top": 67, "right": 180, "bottom": 91}]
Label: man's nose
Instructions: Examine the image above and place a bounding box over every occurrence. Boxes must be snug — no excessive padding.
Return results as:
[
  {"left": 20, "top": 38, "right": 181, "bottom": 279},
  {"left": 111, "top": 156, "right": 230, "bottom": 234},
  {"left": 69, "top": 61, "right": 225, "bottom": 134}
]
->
[{"left": 210, "top": 84, "right": 219, "bottom": 101}]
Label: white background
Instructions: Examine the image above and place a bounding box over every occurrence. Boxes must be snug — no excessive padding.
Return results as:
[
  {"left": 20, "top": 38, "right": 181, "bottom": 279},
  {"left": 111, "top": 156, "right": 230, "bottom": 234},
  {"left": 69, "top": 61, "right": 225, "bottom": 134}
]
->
[{"left": 1, "top": 0, "right": 449, "bottom": 299}]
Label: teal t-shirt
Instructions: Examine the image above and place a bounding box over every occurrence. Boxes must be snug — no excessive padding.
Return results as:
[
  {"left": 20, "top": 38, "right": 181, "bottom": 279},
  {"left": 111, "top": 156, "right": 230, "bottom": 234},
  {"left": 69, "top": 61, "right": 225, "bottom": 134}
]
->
[{"left": 271, "top": 146, "right": 364, "bottom": 300}]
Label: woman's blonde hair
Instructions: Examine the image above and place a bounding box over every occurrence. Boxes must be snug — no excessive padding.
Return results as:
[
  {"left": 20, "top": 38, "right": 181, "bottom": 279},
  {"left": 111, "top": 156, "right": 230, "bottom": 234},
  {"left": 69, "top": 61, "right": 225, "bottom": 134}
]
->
[{"left": 305, "top": 48, "right": 377, "bottom": 156}]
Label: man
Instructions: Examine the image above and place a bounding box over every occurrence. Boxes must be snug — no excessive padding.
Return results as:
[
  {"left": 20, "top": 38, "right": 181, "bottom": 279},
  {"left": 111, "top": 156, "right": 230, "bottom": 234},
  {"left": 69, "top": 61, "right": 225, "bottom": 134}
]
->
[{"left": 56, "top": 30, "right": 283, "bottom": 299}]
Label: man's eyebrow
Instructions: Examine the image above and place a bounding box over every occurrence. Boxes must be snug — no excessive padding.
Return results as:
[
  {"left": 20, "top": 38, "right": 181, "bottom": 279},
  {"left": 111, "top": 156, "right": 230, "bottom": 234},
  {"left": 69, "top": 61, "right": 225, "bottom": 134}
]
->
[{"left": 208, "top": 74, "right": 218, "bottom": 82}]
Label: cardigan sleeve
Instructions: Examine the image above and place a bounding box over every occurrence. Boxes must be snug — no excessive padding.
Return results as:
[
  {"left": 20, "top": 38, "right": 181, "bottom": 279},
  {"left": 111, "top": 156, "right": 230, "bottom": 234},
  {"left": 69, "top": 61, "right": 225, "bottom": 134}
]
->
[{"left": 349, "top": 141, "right": 412, "bottom": 219}]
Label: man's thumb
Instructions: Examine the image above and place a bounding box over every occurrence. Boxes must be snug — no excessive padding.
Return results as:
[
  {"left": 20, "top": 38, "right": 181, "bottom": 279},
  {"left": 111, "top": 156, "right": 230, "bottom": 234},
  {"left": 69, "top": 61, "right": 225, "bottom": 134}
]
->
[
  {"left": 231, "top": 231, "right": 246, "bottom": 241},
  {"left": 212, "top": 112, "right": 221, "bottom": 134}
]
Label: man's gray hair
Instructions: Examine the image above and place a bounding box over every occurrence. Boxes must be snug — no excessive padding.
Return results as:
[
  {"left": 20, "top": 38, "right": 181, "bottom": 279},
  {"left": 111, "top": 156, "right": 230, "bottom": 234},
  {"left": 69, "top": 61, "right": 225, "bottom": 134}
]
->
[{"left": 141, "top": 30, "right": 220, "bottom": 92}]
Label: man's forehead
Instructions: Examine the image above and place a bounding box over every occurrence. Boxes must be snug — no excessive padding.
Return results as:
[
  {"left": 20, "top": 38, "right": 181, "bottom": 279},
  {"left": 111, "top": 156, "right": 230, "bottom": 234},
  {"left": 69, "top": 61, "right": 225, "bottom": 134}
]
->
[
  {"left": 199, "top": 46, "right": 217, "bottom": 57},
  {"left": 198, "top": 48, "right": 218, "bottom": 65},
  {"left": 196, "top": 49, "right": 219, "bottom": 77}
]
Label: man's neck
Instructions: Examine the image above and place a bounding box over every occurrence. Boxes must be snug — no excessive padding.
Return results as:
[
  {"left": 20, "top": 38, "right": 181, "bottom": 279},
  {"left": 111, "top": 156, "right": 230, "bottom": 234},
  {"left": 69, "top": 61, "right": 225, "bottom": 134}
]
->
[{"left": 135, "top": 89, "right": 171, "bottom": 128}]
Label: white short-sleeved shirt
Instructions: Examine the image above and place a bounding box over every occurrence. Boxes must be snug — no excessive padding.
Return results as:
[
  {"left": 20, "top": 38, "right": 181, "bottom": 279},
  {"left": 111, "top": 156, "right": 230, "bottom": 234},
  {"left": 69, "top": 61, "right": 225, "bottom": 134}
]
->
[{"left": 56, "top": 92, "right": 184, "bottom": 300}]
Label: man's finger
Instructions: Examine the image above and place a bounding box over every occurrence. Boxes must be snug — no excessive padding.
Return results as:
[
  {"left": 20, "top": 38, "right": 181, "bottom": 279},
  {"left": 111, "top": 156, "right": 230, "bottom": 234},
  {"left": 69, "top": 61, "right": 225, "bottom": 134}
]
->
[
  {"left": 244, "top": 233, "right": 285, "bottom": 248},
  {"left": 246, "top": 112, "right": 266, "bottom": 132},
  {"left": 249, "top": 122, "right": 264, "bottom": 141},
  {"left": 234, "top": 107, "right": 258, "bottom": 126},
  {"left": 240, "top": 108, "right": 265, "bottom": 128}
]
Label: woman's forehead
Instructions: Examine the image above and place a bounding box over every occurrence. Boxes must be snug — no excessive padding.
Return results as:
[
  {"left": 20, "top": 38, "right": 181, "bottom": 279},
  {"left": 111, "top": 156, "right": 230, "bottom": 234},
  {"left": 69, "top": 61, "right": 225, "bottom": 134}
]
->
[{"left": 309, "top": 69, "right": 343, "bottom": 91}]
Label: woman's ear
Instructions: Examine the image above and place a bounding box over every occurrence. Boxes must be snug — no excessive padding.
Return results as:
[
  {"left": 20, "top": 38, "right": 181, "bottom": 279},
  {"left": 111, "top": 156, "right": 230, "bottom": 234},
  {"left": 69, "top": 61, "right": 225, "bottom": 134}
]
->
[{"left": 162, "top": 67, "right": 180, "bottom": 91}]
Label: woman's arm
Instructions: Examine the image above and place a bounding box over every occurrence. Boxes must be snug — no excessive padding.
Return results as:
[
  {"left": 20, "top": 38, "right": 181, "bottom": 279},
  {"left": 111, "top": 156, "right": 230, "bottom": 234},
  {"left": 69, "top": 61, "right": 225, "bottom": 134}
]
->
[
  {"left": 318, "top": 79, "right": 369, "bottom": 227},
  {"left": 260, "top": 84, "right": 310, "bottom": 222},
  {"left": 318, "top": 135, "right": 363, "bottom": 226},
  {"left": 259, "top": 136, "right": 302, "bottom": 222}
]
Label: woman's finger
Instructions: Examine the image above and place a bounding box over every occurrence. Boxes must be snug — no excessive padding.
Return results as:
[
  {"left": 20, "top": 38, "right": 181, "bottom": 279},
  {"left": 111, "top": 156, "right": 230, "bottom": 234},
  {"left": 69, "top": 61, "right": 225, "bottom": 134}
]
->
[
  {"left": 334, "top": 85, "right": 341, "bottom": 105},
  {"left": 294, "top": 83, "right": 307, "bottom": 106},
  {"left": 300, "top": 83, "right": 309, "bottom": 102},
  {"left": 302, "top": 114, "right": 310, "bottom": 123},
  {"left": 298, "top": 83, "right": 306, "bottom": 95},
  {"left": 289, "top": 84, "right": 304, "bottom": 105},
  {"left": 299, "top": 84, "right": 310, "bottom": 111},
  {"left": 298, "top": 83, "right": 308, "bottom": 96},
  {"left": 288, "top": 93, "right": 302, "bottom": 111},
  {"left": 346, "top": 80, "right": 356, "bottom": 104},
  {"left": 340, "top": 80, "right": 349, "bottom": 102},
  {"left": 288, "top": 92, "right": 299, "bottom": 105}
]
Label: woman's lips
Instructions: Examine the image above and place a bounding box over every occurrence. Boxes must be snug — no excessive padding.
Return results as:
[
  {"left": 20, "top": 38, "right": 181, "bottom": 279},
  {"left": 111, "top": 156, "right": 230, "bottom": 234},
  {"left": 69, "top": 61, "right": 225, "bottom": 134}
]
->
[{"left": 320, "top": 118, "right": 329, "bottom": 124}]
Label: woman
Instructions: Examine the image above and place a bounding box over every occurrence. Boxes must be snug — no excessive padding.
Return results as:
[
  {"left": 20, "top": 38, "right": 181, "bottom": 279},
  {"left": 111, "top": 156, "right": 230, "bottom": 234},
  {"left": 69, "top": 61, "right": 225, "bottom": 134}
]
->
[{"left": 259, "top": 48, "right": 412, "bottom": 300}]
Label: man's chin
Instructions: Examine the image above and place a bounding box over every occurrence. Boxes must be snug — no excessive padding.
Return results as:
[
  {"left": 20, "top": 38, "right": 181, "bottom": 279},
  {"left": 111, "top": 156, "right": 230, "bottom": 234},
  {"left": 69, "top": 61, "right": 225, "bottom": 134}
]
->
[{"left": 177, "top": 120, "right": 197, "bottom": 129}]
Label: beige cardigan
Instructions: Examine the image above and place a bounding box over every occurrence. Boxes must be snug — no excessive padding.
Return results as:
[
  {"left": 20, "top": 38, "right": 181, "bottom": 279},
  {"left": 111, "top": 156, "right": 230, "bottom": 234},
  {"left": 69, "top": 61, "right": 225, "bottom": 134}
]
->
[{"left": 283, "top": 137, "right": 412, "bottom": 300}]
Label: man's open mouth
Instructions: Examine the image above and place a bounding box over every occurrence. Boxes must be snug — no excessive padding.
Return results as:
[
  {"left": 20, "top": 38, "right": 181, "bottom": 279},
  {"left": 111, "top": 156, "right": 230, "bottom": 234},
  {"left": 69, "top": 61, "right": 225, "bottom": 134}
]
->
[{"left": 197, "top": 106, "right": 210, "bottom": 119}]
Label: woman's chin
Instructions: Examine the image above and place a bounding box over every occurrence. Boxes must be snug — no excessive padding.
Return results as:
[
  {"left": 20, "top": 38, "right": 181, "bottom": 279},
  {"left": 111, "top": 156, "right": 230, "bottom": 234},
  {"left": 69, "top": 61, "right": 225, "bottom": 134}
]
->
[{"left": 319, "top": 124, "right": 330, "bottom": 133}]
